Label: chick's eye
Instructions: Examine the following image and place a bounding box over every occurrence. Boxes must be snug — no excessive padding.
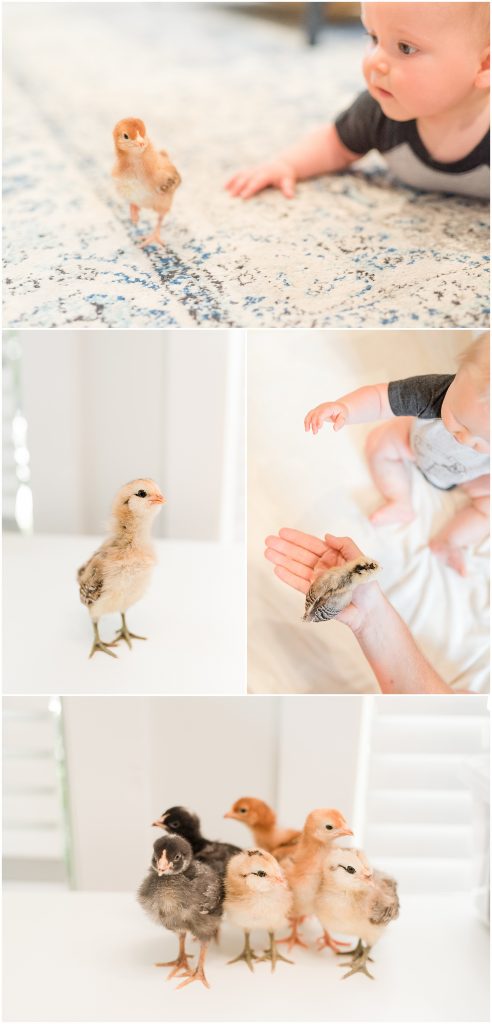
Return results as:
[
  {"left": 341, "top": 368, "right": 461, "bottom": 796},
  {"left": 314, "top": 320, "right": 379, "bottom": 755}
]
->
[
  {"left": 123, "top": 133, "right": 129, "bottom": 140},
  {"left": 256, "top": 870, "right": 266, "bottom": 877},
  {"left": 174, "top": 854, "right": 181, "bottom": 862},
  {"left": 345, "top": 866, "right": 356, "bottom": 874},
  {"left": 239, "top": 808, "right": 247, "bottom": 814},
  {"left": 325, "top": 824, "right": 333, "bottom": 831},
  {"left": 169, "top": 821, "right": 179, "bottom": 829},
  {"left": 136, "top": 489, "right": 147, "bottom": 498},
  {"left": 399, "top": 41, "right": 417, "bottom": 55}
]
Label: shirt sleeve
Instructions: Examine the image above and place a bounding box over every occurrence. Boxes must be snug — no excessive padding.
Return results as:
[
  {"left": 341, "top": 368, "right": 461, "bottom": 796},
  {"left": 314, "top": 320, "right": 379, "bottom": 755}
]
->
[
  {"left": 334, "top": 90, "right": 387, "bottom": 155},
  {"left": 388, "top": 374, "right": 456, "bottom": 418}
]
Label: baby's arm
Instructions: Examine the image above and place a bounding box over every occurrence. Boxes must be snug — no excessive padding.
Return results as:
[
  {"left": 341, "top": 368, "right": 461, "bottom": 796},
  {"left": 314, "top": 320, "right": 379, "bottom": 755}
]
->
[
  {"left": 305, "top": 383, "right": 393, "bottom": 434},
  {"left": 226, "top": 124, "right": 360, "bottom": 200}
]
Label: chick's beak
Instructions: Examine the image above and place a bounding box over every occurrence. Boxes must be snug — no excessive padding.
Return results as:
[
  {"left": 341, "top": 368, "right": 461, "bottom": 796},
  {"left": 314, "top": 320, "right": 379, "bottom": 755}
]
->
[
  {"left": 149, "top": 494, "right": 166, "bottom": 505},
  {"left": 336, "top": 827, "right": 354, "bottom": 838},
  {"left": 152, "top": 817, "right": 165, "bottom": 828},
  {"left": 156, "top": 853, "right": 171, "bottom": 876},
  {"left": 224, "top": 810, "right": 236, "bottom": 820}
]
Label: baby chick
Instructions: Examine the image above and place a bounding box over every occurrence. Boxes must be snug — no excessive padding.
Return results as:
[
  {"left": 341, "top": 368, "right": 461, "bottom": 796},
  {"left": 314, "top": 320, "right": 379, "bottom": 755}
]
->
[
  {"left": 77, "top": 478, "right": 165, "bottom": 659},
  {"left": 138, "top": 834, "right": 223, "bottom": 990},
  {"left": 224, "top": 849, "right": 293, "bottom": 972},
  {"left": 112, "top": 118, "right": 181, "bottom": 247},
  {"left": 303, "top": 559, "right": 380, "bottom": 622},
  {"left": 280, "top": 808, "right": 353, "bottom": 951},
  {"left": 153, "top": 806, "right": 241, "bottom": 876},
  {"left": 314, "top": 847, "right": 400, "bottom": 980},
  {"left": 224, "top": 797, "right": 300, "bottom": 860}
]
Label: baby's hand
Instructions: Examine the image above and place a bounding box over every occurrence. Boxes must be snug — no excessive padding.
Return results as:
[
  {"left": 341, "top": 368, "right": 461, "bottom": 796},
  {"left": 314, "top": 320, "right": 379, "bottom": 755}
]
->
[
  {"left": 225, "top": 159, "right": 297, "bottom": 200},
  {"left": 304, "top": 402, "right": 349, "bottom": 434}
]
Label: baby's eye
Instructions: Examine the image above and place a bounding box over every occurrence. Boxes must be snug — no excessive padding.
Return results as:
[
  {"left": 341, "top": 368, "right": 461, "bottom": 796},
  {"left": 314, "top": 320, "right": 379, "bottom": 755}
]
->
[
  {"left": 366, "top": 31, "right": 378, "bottom": 45},
  {"left": 399, "top": 41, "right": 417, "bottom": 55}
]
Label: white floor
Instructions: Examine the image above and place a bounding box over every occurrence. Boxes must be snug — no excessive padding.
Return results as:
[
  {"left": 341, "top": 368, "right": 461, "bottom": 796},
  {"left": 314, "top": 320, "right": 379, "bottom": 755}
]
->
[
  {"left": 3, "top": 535, "right": 245, "bottom": 694},
  {"left": 2, "top": 890, "right": 489, "bottom": 1021}
]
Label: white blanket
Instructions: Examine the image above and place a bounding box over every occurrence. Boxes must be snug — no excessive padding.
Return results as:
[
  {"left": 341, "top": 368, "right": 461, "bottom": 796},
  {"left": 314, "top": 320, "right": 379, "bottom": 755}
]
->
[{"left": 248, "top": 330, "right": 489, "bottom": 693}]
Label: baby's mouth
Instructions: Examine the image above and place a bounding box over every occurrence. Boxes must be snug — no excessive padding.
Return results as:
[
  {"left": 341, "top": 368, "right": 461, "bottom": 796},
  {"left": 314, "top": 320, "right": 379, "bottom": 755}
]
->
[{"left": 375, "top": 84, "right": 393, "bottom": 99}]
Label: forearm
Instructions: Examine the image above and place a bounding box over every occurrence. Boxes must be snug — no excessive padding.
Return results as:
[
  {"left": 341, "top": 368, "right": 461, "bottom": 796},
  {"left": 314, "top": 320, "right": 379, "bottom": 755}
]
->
[
  {"left": 337, "top": 384, "right": 392, "bottom": 424},
  {"left": 278, "top": 123, "right": 360, "bottom": 180},
  {"left": 352, "top": 587, "right": 453, "bottom": 694}
]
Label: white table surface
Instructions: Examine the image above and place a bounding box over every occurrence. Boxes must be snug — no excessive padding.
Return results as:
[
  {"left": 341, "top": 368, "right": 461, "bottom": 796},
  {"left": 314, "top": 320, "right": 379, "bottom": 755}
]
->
[
  {"left": 3, "top": 890, "right": 489, "bottom": 1022},
  {"left": 3, "top": 535, "right": 245, "bottom": 695}
]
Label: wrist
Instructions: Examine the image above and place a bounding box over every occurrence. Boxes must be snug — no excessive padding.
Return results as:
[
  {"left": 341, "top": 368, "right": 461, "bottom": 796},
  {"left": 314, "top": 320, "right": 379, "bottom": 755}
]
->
[{"left": 349, "top": 582, "right": 386, "bottom": 638}]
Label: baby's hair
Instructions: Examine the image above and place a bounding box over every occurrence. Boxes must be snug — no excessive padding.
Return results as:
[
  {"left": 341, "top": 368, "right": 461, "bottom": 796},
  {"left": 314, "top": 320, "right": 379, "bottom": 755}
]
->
[{"left": 458, "top": 332, "right": 490, "bottom": 400}]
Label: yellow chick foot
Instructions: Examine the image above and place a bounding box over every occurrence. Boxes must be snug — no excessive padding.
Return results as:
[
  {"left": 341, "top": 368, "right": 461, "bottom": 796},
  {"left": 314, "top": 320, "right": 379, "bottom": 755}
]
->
[
  {"left": 110, "top": 612, "right": 147, "bottom": 650},
  {"left": 258, "top": 932, "right": 294, "bottom": 972},
  {"left": 89, "top": 622, "right": 118, "bottom": 659},
  {"left": 316, "top": 929, "right": 352, "bottom": 952},
  {"left": 339, "top": 941, "right": 375, "bottom": 980},
  {"left": 227, "top": 931, "right": 259, "bottom": 972}
]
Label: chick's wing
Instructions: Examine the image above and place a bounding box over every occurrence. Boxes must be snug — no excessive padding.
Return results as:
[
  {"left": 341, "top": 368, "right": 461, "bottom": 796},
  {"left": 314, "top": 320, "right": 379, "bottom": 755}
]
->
[
  {"left": 77, "top": 555, "right": 104, "bottom": 606},
  {"left": 155, "top": 151, "right": 181, "bottom": 193},
  {"left": 369, "top": 873, "right": 400, "bottom": 925},
  {"left": 194, "top": 863, "right": 223, "bottom": 916}
]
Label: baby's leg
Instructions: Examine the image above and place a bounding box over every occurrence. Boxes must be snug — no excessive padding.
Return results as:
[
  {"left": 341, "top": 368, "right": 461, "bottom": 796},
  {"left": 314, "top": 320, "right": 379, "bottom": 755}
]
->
[
  {"left": 365, "top": 417, "right": 415, "bottom": 525},
  {"left": 429, "top": 475, "right": 490, "bottom": 576}
]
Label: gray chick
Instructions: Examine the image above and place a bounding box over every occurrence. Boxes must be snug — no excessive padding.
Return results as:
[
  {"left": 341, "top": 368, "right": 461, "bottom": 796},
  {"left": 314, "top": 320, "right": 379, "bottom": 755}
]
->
[
  {"left": 137, "top": 834, "right": 223, "bottom": 990},
  {"left": 303, "top": 558, "right": 380, "bottom": 622}
]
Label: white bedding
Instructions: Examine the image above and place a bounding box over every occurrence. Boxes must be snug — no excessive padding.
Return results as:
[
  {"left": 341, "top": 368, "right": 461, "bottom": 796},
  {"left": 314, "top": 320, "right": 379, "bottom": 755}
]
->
[{"left": 248, "top": 330, "right": 489, "bottom": 693}]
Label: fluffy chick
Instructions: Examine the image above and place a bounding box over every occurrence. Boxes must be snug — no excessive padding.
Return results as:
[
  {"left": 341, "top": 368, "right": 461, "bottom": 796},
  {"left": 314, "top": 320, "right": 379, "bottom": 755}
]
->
[
  {"left": 112, "top": 118, "right": 181, "bottom": 247},
  {"left": 77, "top": 478, "right": 165, "bottom": 659},
  {"left": 138, "top": 834, "right": 223, "bottom": 990},
  {"left": 303, "top": 559, "right": 380, "bottom": 622},
  {"left": 315, "top": 847, "right": 400, "bottom": 979},
  {"left": 224, "top": 797, "right": 300, "bottom": 860},
  {"left": 280, "top": 808, "right": 353, "bottom": 950},
  {"left": 224, "top": 849, "right": 293, "bottom": 972},
  {"left": 153, "top": 806, "right": 241, "bottom": 876}
]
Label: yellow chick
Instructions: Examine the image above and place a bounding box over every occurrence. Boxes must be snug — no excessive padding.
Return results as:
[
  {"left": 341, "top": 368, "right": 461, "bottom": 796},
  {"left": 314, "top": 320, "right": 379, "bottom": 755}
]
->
[
  {"left": 279, "top": 808, "right": 353, "bottom": 950},
  {"left": 224, "top": 849, "right": 293, "bottom": 972},
  {"left": 315, "top": 847, "right": 400, "bottom": 979},
  {"left": 77, "top": 478, "right": 165, "bottom": 658},
  {"left": 224, "top": 797, "right": 301, "bottom": 859},
  {"left": 112, "top": 118, "right": 181, "bottom": 247}
]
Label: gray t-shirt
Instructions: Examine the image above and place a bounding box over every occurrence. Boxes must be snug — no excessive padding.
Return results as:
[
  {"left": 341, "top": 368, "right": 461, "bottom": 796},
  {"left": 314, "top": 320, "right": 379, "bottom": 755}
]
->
[
  {"left": 335, "top": 91, "right": 490, "bottom": 199},
  {"left": 388, "top": 373, "right": 489, "bottom": 490}
]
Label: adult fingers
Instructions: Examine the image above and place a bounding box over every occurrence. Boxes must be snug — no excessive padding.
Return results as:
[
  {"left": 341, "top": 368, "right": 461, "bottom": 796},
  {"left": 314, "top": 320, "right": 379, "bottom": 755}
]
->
[
  {"left": 265, "top": 535, "right": 319, "bottom": 569},
  {"left": 278, "top": 528, "right": 327, "bottom": 557},
  {"left": 274, "top": 565, "right": 310, "bottom": 595},
  {"left": 323, "top": 533, "right": 365, "bottom": 561}
]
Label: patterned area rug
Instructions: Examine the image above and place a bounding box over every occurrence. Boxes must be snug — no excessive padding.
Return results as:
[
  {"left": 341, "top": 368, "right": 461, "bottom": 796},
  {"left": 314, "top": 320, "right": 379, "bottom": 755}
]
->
[{"left": 3, "top": 2, "right": 490, "bottom": 328}]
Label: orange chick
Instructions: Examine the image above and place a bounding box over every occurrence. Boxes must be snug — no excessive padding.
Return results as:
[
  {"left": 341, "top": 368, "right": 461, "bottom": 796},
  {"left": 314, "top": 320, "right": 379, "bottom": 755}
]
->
[
  {"left": 112, "top": 117, "right": 181, "bottom": 247},
  {"left": 279, "top": 808, "right": 353, "bottom": 951},
  {"left": 224, "top": 797, "right": 300, "bottom": 861}
]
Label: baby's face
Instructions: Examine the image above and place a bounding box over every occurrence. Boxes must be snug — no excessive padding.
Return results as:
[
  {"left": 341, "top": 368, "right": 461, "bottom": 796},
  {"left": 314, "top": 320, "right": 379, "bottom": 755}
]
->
[
  {"left": 361, "top": 3, "right": 488, "bottom": 121},
  {"left": 441, "top": 369, "right": 489, "bottom": 453}
]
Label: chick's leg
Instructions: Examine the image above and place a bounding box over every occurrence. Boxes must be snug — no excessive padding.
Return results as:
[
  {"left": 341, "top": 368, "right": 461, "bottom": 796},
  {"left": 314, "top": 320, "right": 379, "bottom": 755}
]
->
[
  {"left": 139, "top": 213, "right": 165, "bottom": 248},
  {"left": 110, "top": 612, "right": 147, "bottom": 650},
  {"left": 277, "top": 916, "right": 309, "bottom": 950},
  {"left": 155, "top": 931, "right": 193, "bottom": 980},
  {"left": 340, "top": 941, "right": 375, "bottom": 980},
  {"left": 89, "top": 621, "right": 118, "bottom": 659},
  {"left": 129, "top": 204, "right": 140, "bottom": 224},
  {"left": 176, "top": 941, "right": 211, "bottom": 990},
  {"left": 227, "top": 930, "right": 259, "bottom": 972},
  {"left": 258, "top": 931, "right": 294, "bottom": 972},
  {"left": 316, "top": 928, "right": 352, "bottom": 952}
]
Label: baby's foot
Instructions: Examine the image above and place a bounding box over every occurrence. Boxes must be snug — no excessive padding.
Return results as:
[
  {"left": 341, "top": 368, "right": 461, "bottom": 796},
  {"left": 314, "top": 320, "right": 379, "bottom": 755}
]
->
[
  {"left": 429, "top": 540, "right": 467, "bottom": 576},
  {"left": 369, "top": 501, "right": 415, "bottom": 526}
]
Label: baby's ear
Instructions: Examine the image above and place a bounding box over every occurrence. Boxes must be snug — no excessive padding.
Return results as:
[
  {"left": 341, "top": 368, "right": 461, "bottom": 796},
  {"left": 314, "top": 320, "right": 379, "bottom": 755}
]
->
[{"left": 475, "top": 46, "right": 490, "bottom": 89}]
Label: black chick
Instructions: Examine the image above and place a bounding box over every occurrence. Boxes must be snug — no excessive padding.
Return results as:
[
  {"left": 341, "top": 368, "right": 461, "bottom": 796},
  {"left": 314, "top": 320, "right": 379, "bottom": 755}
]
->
[
  {"left": 152, "top": 805, "right": 242, "bottom": 876},
  {"left": 137, "top": 834, "right": 223, "bottom": 990}
]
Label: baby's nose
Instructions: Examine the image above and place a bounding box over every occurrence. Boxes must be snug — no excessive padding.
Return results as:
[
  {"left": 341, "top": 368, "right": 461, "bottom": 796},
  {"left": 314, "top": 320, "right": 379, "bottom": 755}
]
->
[{"left": 368, "top": 47, "right": 390, "bottom": 75}]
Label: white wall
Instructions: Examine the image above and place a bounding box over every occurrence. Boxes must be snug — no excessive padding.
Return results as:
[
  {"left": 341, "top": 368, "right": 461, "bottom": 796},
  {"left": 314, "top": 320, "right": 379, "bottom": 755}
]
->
[{"left": 14, "top": 329, "right": 243, "bottom": 541}]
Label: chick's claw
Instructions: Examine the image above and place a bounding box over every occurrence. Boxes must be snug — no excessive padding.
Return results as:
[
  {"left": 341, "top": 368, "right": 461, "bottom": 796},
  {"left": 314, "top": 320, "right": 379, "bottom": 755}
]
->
[
  {"left": 227, "top": 932, "right": 259, "bottom": 972},
  {"left": 111, "top": 613, "right": 147, "bottom": 650},
  {"left": 89, "top": 623, "right": 118, "bottom": 659},
  {"left": 316, "top": 930, "right": 352, "bottom": 952},
  {"left": 155, "top": 955, "right": 192, "bottom": 981},
  {"left": 175, "top": 964, "right": 210, "bottom": 990},
  {"left": 258, "top": 934, "right": 294, "bottom": 972}
]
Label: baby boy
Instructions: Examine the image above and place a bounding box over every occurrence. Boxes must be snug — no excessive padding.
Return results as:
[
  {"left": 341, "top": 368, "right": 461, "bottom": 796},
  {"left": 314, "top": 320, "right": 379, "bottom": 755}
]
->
[
  {"left": 227, "top": 3, "right": 489, "bottom": 200},
  {"left": 304, "top": 335, "right": 490, "bottom": 576}
]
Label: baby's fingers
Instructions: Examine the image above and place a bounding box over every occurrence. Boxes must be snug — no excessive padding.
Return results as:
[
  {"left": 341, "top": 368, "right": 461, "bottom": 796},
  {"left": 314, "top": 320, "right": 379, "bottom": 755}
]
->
[
  {"left": 225, "top": 172, "right": 251, "bottom": 196},
  {"left": 333, "top": 412, "right": 346, "bottom": 431},
  {"left": 280, "top": 175, "right": 295, "bottom": 199},
  {"left": 237, "top": 172, "right": 272, "bottom": 199}
]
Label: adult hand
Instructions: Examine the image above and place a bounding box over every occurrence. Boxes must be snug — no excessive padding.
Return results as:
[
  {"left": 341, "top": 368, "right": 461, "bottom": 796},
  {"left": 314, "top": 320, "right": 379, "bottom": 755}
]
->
[{"left": 264, "top": 528, "right": 379, "bottom": 631}]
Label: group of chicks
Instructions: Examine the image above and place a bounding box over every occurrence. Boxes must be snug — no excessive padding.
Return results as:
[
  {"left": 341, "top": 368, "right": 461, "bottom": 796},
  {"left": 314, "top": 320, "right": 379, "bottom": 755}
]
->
[{"left": 138, "top": 798, "right": 399, "bottom": 991}]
